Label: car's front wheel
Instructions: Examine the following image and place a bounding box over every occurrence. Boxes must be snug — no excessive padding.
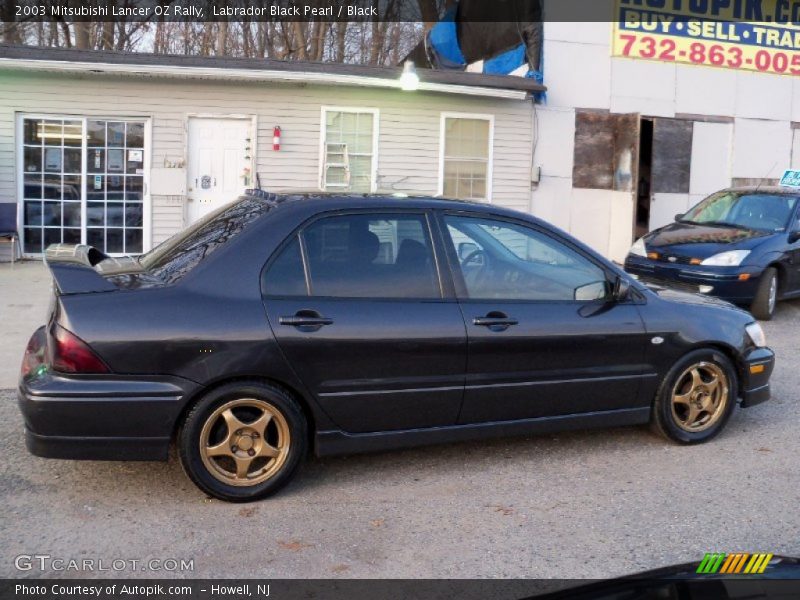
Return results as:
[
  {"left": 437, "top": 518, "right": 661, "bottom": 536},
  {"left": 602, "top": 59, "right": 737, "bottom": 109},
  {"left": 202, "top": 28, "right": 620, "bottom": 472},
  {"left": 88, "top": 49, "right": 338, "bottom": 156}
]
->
[
  {"left": 750, "top": 267, "right": 778, "bottom": 321},
  {"left": 651, "top": 349, "right": 737, "bottom": 444},
  {"left": 178, "top": 381, "right": 307, "bottom": 502}
]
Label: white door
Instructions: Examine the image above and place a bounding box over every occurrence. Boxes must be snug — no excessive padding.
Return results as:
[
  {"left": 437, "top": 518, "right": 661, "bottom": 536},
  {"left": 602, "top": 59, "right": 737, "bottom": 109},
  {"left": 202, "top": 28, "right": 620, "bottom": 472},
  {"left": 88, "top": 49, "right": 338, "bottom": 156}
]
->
[{"left": 187, "top": 118, "right": 251, "bottom": 224}]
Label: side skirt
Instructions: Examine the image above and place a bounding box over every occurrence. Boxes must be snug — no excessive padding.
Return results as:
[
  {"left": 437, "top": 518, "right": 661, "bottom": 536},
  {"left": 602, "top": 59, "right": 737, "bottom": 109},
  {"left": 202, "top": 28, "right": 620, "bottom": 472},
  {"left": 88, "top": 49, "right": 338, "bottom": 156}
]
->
[{"left": 314, "top": 407, "right": 651, "bottom": 457}]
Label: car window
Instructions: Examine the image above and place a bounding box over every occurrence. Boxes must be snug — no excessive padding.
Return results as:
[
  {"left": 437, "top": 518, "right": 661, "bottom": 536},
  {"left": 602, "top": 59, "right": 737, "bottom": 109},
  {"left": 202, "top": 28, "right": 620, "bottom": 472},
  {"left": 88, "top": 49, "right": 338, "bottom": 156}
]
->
[
  {"left": 445, "top": 215, "right": 610, "bottom": 302},
  {"left": 139, "top": 196, "right": 272, "bottom": 284},
  {"left": 301, "top": 214, "right": 440, "bottom": 299},
  {"left": 683, "top": 192, "right": 798, "bottom": 232},
  {"left": 262, "top": 236, "right": 307, "bottom": 296}
]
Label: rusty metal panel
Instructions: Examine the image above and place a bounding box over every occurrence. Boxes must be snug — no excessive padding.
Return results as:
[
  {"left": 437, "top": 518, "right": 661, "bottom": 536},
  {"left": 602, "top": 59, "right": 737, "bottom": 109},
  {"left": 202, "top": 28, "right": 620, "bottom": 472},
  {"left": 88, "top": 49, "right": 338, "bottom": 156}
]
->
[
  {"left": 573, "top": 111, "right": 639, "bottom": 192},
  {"left": 652, "top": 118, "right": 693, "bottom": 194}
]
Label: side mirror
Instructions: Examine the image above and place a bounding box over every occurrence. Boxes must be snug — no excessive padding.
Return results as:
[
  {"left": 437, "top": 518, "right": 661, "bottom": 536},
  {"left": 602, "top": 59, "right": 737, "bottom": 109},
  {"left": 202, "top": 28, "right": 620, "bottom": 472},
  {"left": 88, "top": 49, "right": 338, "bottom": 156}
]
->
[
  {"left": 674, "top": 213, "right": 684, "bottom": 222},
  {"left": 613, "top": 276, "right": 631, "bottom": 302},
  {"left": 789, "top": 231, "right": 800, "bottom": 244},
  {"left": 574, "top": 280, "right": 611, "bottom": 302},
  {"left": 458, "top": 242, "right": 479, "bottom": 260}
]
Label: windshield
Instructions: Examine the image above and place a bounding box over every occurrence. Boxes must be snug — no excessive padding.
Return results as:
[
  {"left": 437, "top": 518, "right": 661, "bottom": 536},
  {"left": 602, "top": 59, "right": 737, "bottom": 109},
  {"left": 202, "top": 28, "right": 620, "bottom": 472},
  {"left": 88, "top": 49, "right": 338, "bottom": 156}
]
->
[
  {"left": 682, "top": 192, "right": 798, "bottom": 232},
  {"left": 138, "top": 196, "right": 272, "bottom": 283}
]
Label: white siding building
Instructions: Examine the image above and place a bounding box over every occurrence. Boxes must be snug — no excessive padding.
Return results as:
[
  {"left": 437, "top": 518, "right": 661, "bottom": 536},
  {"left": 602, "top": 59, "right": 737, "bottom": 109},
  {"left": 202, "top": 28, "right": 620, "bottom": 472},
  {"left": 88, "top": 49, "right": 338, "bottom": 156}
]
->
[{"left": 0, "top": 45, "right": 541, "bottom": 260}]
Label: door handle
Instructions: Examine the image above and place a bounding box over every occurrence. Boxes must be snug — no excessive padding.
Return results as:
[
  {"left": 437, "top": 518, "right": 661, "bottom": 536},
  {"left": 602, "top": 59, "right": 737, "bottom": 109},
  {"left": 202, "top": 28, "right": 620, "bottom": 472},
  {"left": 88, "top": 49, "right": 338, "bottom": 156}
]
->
[
  {"left": 279, "top": 310, "right": 333, "bottom": 330},
  {"left": 473, "top": 312, "right": 518, "bottom": 330}
]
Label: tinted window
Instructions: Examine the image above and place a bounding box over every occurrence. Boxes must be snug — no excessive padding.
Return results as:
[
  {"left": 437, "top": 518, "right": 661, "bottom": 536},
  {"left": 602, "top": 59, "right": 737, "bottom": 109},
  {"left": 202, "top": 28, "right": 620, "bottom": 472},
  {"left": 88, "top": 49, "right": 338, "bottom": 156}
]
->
[
  {"left": 683, "top": 192, "right": 799, "bottom": 232},
  {"left": 303, "top": 214, "right": 439, "bottom": 298},
  {"left": 262, "top": 236, "right": 307, "bottom": 296},
  {"left": 445, "top": 216, "right": 609, "bottom": 302},
  {"left": 139, "top": 196, "right": 271, "bottom": 283}
]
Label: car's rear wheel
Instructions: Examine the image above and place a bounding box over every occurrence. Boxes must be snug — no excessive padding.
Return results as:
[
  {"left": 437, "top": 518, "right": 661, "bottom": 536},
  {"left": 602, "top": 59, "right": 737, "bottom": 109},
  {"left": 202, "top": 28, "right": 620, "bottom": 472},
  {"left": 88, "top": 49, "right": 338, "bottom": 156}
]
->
[
  {"left": 751, "top": 267, "right": 778, "bottom": 321},
  {"left": 178, "top": 381, "right": 307, "bottom": 502},
  {"left": 651, "top": 349, "right": 737, "bottom": 444}
]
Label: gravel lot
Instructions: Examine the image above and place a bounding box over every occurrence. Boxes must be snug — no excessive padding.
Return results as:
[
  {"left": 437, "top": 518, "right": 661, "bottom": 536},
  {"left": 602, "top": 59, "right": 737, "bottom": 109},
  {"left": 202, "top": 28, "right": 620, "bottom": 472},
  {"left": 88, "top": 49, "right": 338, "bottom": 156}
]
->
[{"left": 1, "top": 263, "right": 799, "bottom": 579}]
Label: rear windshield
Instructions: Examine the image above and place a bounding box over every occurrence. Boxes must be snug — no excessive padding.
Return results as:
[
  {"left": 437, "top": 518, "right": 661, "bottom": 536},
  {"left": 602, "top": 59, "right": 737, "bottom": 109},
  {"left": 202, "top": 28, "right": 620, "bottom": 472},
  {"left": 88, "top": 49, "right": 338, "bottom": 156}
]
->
[
  {"left": 138, "top": 196, "right": 271, "bottom": 284},
  {"left": 682, "top": 192, "right": 798, "bottom": 232}
]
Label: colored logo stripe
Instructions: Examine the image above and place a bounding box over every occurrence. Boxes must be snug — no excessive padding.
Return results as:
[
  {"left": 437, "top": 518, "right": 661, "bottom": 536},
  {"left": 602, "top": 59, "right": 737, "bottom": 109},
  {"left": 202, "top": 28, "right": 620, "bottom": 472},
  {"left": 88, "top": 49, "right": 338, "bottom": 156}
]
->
[{"left": 698, "top": 553, "right": 773, "bottom": 574}]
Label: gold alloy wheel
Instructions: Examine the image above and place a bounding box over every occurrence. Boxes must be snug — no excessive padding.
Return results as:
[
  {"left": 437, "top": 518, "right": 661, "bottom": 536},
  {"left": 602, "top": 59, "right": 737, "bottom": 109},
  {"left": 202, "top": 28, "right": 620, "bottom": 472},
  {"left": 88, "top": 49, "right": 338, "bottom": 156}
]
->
[
  {"left": 670, "top": 362, "right": 729, "bottom": 433},
  {"left": 199, "top": 398, "right": 290, "bottom": 487}
]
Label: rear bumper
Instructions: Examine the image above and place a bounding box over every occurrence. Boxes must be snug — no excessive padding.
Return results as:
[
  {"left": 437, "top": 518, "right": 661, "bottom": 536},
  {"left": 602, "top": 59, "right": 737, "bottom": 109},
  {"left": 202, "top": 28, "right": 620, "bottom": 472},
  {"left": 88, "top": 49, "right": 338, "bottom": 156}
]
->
[
  {"left": 18, "top": 371, "right": 197, "bottom": 461},
  {"left": 739, "top": 347, "right": 775, "bottom": 408},
  {"left": 625, "top": 256, "right": 763, "bottom": 303}
]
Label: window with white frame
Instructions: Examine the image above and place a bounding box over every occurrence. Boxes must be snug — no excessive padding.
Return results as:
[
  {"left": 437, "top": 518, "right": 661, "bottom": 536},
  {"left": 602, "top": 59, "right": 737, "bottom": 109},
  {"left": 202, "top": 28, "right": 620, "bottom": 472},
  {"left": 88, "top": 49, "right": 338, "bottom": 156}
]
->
[
  {"left": 321, "top": 108, "right": 378, "bottom": 193},
  {"left": 19, "top": 116, "right": 148, "bottom": 256},
  {"left": 440, "top": 114, "right": 493, "bottom": 201}
]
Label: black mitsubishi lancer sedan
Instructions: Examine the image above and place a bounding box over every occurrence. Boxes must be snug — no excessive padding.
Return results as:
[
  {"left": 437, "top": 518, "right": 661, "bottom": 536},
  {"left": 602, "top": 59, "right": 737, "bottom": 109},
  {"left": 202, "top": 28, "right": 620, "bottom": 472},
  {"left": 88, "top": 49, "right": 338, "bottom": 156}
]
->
[
  {"left": 19, "top": 192, "right": 775, "bottom": 502},
  {"left": 625, "top": 187, "right": 800, "bottom": 320}
]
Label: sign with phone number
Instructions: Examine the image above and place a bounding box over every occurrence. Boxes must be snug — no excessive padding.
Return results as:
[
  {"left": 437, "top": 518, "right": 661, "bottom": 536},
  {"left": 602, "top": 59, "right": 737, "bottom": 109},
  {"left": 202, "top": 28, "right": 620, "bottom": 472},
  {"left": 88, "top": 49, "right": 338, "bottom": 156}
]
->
[{"left": 613, "top": 1, "right": 800, "bottom": 76}]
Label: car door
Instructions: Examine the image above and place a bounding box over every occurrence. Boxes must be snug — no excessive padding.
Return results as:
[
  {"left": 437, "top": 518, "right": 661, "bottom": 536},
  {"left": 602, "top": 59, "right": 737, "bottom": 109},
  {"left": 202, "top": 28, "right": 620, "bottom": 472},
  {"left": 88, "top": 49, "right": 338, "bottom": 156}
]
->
[
  {"left": 787, "top": 206, "right": 800, "bottom": 293},
  {"left": 261, "top": 210, "right": 466, "bottom": 434},
  {"left": 440, "top": 212, "right": 650, "bottom": 424}
]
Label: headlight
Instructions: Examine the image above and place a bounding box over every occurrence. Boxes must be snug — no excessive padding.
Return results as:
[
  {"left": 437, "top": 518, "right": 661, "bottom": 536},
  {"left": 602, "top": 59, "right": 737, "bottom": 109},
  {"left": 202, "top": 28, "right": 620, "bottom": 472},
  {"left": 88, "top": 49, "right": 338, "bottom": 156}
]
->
[
  {"left": 629, "top": 238, "right": 647, "bottom": 257},
  {"left": 745, "top": 322, "right": 767, "bottom": 347},
  {"left": 701, "top": 250, "right": 750, "bottom": 266}
]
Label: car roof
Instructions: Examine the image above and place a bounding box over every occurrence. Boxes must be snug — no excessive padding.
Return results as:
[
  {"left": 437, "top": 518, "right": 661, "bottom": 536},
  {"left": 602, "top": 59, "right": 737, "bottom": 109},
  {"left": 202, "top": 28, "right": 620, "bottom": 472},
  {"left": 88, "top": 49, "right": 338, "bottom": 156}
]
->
[
  {"left": 721, "top": 186, "right": 800, "bottom": 196},
  {"left": 241, "top": 190, "right": 530, "bottom": 217}
]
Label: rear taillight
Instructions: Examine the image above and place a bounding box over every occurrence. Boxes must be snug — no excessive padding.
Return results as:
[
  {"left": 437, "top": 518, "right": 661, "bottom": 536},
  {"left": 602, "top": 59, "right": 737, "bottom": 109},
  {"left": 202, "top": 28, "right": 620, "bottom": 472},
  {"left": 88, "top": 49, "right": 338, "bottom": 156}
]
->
[
  {"left": 21, "top": 326, "right": 47, "bottom": 378},
  {"left": 49, "top": 324, "right": 110, "bottom": 374}
]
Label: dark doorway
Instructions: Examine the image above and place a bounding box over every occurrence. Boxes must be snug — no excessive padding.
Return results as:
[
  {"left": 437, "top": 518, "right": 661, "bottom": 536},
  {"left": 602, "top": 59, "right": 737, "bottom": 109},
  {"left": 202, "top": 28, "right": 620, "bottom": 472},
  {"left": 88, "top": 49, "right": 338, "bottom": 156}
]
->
[{"left": 635, "top": 118, "right": 654, "bottom": 239}]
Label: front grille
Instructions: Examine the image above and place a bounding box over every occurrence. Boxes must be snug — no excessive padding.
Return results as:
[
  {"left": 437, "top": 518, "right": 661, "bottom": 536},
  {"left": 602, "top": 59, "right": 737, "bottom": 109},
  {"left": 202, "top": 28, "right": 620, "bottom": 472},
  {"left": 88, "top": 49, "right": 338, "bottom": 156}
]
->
[
  {"left": 635, "top": 274, "right": 700, "bottom": 294},
  {"left": 650, "top": 253, "right": 696, "bottom": 265}
]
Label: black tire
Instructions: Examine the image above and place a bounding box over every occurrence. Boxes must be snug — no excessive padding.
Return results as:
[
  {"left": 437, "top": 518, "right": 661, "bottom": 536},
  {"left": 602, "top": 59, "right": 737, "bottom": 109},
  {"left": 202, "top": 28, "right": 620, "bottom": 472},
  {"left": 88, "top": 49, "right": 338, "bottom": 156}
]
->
[
  {"left": 651, "top": 349, "right": 737, "bottom": 444},
  {"left": 750, "top": 267, "right": 778, "bottom": 321},
  {"left": 178, "top": 381, "right": 307, "bottom": 502}
]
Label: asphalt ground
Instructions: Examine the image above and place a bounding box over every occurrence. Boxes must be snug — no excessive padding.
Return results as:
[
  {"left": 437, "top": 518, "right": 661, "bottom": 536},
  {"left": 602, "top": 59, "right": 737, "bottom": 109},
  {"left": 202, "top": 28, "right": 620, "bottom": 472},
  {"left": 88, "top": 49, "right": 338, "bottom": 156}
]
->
[{"left": 0, "top": 262, "right": 798, "bottom": 579}]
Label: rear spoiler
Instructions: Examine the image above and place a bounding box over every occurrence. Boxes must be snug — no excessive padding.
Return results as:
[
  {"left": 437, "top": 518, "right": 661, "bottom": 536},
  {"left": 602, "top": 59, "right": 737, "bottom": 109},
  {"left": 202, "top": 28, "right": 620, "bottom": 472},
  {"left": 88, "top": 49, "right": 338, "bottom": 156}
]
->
[{"left": 45, "top": 244, "right": 118, "bottom": 295}]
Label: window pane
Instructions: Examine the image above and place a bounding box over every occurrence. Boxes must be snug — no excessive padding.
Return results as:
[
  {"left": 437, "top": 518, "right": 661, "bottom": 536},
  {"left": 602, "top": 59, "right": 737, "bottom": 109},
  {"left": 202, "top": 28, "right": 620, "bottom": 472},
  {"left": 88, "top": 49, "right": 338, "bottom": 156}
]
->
[
  {"left": 107, "top": 122, "right": 125, "bottom": 147},
  {"left": 88, "top": 148, "right": 105, "bottom": 173},
  {"left": 40, "top": 120, "right": 62, "bottom": 145},
  {"left": 63, "top": 228, "right": 81, "bottom": 244},
  {"left": 107, "top": 176, "right": 124, "bottom": 200},
  {"left": 44, "top": 227, "right": 62, "bottom": 247},
  {"left": 445, "top": 216, "right": 609, "bottom": 302},
  {"left": 87, "top": 121, "right": 106, "bottom": 147},
  {"left": 63, "top": 202, "right": 82, "bottom": 227},
  {"left": 87, "top": 202, "right": 105, "bottom": 226},
  {"left": 262, "top": 237, "right": 307, "bottom": 296},
  {"left": 24, "top": 174, "right": 42, "bottom": 199},
  {"left": 42, "top": 201, "right": 61, "bottom": 226},
  {"left": 24, "top": 201, "right": 42, "bottom": 226},
  {"left": 44, "top": 148, "right": 62, "bottom": 173},
  {"left": 24, "top": 227, "right": 42, "bottom": 254},
  {"left": 106, "top": 228, "right": 124, "bottom": 253},
  {"left": 125, "top": 203, "right": 143, "bottom": 227},
  {"left": 23, "top": 147, "right": 42, "bottom": 173},
  {"left": 106, "top": 203, "right": 124, "bottom": 227},
  {"left": 125, "top": 228, "right": 143, "bottom": 254},
  {"left": 303, "top": 214, "right": 438, "bottom": 299},
  {"left": 87, "top": 228, "right": 104, "bottom": 249},
  {"left": 63, "top": 121, "right": 82, "bottom": 147},
  {"left": 24, "top": 120, "right": 42, "bottom": 145},
  {"left": 125, "top": 176, "right": 143, "bottom": 201},
  {"left": 63, "top": 175, "right": 81, "bottom": 200},
  {"left": 63, "top": 148, "right": 81, "bottom": 174},
  {"left": 126, "top": 122, "right": 144, "bottom": 148},
  {"left": 43, "top": 175, "right": 61, "bottom": 199}
]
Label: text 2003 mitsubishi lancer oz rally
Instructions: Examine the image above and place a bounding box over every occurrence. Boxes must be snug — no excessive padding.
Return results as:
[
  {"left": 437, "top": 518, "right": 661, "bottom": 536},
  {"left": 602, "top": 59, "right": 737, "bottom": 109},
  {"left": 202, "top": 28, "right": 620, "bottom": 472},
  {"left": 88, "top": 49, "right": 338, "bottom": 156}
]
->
[{"left": 18, "top": 192, "right": 775, "bottom": 502}]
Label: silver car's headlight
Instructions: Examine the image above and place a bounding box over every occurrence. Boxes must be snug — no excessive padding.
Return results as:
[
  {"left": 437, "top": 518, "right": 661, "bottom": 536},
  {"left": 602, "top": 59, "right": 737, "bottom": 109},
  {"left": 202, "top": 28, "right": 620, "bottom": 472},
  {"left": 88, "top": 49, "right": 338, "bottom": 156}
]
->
[
  {"left": 629, "top": 237, "right": 647, "bottom": 257},
  {"left": 701, "top": 250, "right": 750, "bottom": 266},
  {"left": 745, "top": 322, "right": 767, "bottom": 347}
]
